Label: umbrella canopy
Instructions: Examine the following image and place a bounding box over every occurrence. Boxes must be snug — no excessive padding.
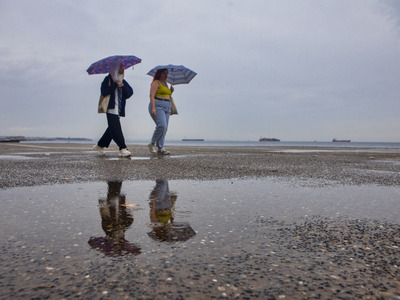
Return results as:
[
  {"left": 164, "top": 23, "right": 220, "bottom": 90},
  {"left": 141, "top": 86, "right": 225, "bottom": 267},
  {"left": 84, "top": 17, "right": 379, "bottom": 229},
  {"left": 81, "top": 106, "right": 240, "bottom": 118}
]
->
[
  {"left": 147, "top": 64, "right": 197, "bottom": 85},
  {"left": 87, "top": 55, "right": 142, "bottom": 75},
  {"left": 88, "top": 236, "right": 141, "bottom": 256}
]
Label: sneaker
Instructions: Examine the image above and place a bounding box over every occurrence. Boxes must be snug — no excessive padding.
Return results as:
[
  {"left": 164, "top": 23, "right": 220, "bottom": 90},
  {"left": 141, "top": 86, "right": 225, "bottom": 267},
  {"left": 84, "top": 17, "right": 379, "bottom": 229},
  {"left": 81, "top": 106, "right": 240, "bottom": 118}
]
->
[
  {"left": 148, "top": 142, "right": 156, "bottom": 153},
  {"left": 157, "top": 148, "right": 170, "bottom": 155},
  {"left": 119, "top": 148, "right": 132, "bottom": 157},
  {"left": 93, "top": 144, "right": 105, "bottom": 155}
]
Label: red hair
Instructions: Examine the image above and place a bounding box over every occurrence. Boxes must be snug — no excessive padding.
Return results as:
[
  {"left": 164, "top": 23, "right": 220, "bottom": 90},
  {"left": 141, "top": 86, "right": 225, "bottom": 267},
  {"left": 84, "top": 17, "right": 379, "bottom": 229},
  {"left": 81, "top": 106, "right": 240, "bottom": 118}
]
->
[{"left": 153, "top": 68, "right": 168, "bottom": 82}]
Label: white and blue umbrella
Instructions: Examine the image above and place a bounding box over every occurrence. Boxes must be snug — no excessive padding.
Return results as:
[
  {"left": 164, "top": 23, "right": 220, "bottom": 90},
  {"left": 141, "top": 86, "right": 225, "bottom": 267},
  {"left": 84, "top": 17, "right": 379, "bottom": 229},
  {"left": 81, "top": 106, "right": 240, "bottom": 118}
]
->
[{"left": 147, "top": 64, "right": 197, "bottom": 85}]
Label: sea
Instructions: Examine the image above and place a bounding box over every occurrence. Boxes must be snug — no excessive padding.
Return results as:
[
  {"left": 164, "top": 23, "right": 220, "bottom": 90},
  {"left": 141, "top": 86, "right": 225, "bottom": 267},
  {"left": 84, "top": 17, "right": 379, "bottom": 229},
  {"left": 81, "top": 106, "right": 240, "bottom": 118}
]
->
[
  {"left": 128, "top": 139, "right": 400, "bottom": 149},
  {"left": 21, "top": 139, "right": 400, "bottom": 149}
]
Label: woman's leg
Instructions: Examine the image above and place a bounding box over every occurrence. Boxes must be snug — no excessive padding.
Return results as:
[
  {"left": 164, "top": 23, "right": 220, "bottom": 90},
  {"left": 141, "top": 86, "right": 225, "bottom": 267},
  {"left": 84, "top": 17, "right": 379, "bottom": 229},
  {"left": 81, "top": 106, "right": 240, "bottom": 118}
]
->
[
  {"left": 158, "top": 109, "right": 170, "bottom": 149},
  {"left": 149, "top": 103, "right": 168, "bottom": 148},
  {"left": 98, "top": 123, "right": 112, "bottom": 148},
  {"left": 105, "top": 113, "right": 127, "bottom": 150}
]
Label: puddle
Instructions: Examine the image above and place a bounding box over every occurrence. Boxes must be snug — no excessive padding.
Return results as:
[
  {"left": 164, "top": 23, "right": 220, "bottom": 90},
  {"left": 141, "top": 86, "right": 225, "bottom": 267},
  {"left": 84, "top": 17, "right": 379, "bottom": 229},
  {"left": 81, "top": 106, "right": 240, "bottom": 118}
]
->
[
  {"left": 107, "top": 156, "right": 151, "bottom": 161},
  {"left": 269, "top": 149, "right": 337, "bottom": 153},
  {"left": 105, "top": 155, "right": 192, "bottom": 161},
  {"left": 0, "top": 155, "right": 36, "bottom": 160},
  {"left": 1, "top": 178, "right": 399, "bottom": 298},
  {"left": 1, "top": 178, "right": 399, "bottom": 254},
  {"left": 375, "top": 160, "right": 400, "bottom": 166}
]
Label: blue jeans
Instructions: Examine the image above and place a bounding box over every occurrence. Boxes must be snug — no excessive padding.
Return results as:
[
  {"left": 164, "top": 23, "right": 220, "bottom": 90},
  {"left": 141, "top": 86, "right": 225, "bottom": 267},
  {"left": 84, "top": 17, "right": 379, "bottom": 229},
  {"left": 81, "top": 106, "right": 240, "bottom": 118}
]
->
[{"left": 149, "top": 100, "right": 170, "bottom": 149}]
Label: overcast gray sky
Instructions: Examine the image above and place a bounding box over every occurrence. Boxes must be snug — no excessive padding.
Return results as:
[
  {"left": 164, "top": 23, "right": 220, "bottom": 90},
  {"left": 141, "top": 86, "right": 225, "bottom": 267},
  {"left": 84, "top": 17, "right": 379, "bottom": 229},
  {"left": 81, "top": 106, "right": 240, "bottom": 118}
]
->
[{"left": 1, "top": 0, "right": 399, "bottom": 142}]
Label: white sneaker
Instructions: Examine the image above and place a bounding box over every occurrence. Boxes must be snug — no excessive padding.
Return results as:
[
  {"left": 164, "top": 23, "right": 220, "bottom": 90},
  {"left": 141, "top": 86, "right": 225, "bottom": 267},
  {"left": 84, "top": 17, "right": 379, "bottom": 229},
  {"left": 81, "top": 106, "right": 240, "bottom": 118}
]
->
[
  {"left": 119, "top": 148, "right": 132, "bottom": 157},
  {"left": 93, "top": 144, "right": 105, "bottom": 155},
  {"left": 158, "top": 148, "right": 170, "bottom": 155},
  {"left": 148, "top": 142, "right": 156, "bottom": 153}
]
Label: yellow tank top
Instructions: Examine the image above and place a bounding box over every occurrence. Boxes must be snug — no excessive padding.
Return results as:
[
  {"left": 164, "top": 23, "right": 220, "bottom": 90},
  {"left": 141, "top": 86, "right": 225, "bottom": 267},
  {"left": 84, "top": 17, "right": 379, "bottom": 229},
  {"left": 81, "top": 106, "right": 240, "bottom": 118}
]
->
[{"left": 155, "top": 80, "right": 171, "bottom": 99}]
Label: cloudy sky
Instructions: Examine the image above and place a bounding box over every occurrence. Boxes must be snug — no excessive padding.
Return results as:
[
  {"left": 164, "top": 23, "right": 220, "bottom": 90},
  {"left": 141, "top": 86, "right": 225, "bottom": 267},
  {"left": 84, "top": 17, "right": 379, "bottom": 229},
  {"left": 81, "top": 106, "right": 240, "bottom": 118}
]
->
[{"left": 1, "top": 0, "right": 400, "bottom": 142}]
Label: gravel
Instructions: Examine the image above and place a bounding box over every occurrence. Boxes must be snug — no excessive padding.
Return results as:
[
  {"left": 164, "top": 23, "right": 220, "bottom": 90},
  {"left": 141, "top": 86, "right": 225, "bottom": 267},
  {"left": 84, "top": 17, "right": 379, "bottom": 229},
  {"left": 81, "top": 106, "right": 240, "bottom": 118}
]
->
[
  {"left": 0, "top": 143, "right": 399, "bottom": 299},
  {"left": 1, "top": 143, "right": 400, "bottom": 188}
]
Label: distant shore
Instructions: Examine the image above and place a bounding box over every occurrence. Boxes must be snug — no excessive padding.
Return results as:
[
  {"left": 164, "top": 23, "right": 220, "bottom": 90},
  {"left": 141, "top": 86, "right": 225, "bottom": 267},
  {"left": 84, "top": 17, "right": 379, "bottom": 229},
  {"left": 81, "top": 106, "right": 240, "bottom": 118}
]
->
[{"left": 1, "top": 142, "right": 400, "bottom": 189}]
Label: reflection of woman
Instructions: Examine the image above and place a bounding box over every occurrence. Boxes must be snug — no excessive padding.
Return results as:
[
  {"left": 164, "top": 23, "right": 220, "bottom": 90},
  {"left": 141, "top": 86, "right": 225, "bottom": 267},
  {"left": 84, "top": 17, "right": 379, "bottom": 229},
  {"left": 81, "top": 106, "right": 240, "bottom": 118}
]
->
[
  {"left": 148, "top": 179, "right": 195, "bottom": 242},
  {"left": 148, "top": 69, "right": 174, "bottom": 155},
  {"left": 88, "top": 181, "right": 141, "bottom": 256},
  {"left": 149, "top": 179, "right": 175, "bottom": 224},
  {"left": 93, "top": 62, "right": 133, "bottom": 157}
]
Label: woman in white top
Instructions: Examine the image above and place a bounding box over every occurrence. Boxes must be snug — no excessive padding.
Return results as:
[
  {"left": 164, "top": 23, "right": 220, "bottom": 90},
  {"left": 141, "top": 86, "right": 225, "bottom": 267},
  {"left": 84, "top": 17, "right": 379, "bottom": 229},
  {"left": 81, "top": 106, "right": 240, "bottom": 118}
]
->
[{"left": 93, "top": 62, "right": 133, "bottom": 157}]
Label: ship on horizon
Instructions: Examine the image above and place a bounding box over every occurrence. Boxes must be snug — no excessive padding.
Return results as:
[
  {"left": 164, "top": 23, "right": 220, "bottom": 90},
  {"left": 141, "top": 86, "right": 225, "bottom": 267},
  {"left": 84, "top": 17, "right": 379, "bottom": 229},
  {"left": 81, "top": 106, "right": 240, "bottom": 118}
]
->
[
  {"left": 182, "top": 138, "right": 205, "bottom": 142},
  {"left": 259, "top": 137, "right": 280, "bottom": 142},
  {"left": 0, "top": 136, "right": 25, "bottom": 143},
  {"left": 332, "top": 138, "right": 351, "bottom": 142}
]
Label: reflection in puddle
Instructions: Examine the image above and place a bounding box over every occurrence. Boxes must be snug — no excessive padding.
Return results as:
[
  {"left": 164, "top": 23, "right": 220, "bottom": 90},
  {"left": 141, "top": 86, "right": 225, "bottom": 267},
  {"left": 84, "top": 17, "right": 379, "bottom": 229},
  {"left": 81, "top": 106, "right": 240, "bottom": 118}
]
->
[
  {"left": 87, "top": 179, "right": 196, "bottom": 256},
  {"left": 88, "top": 181, "right": 141, "bottom": 256},
  {"left": 148, "top": 179, "right": 196, "bottom": 243},
  {"left": 1, "top": 178, "right": 400, "bottom": 298}
]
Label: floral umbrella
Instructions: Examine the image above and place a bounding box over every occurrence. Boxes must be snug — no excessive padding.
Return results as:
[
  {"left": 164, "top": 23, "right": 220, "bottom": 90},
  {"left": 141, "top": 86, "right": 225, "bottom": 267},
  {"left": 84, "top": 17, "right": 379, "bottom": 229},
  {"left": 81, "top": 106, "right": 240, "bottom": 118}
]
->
[{"left": 87, "top": 55, "right": 142, "bottom": 75}]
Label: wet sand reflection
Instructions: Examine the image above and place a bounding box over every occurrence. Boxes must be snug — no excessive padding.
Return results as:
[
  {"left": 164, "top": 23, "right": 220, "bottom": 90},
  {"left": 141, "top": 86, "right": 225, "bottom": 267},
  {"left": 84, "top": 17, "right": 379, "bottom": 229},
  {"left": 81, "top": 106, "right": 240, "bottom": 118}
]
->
[
  {"left": 88, "top": 181, "right": 141, "bottom": 256},
  {"left": 1, "top": 178, "right": 399, "bottom": 299},
  {"left": 148, "top": 179, "right": 196, "bottom": 243}
]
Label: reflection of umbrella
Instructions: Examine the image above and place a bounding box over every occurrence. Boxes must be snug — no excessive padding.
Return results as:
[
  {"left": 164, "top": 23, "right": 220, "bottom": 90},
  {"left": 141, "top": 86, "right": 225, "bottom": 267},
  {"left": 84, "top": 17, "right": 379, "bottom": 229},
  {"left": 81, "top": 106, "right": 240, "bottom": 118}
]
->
[
  {"left": 88, "top": 236, "right": 141, "bottom": 256},
  {"left": 148, "top": 222, "right": 196, "bottom": 243},
  {"left": 87, "top": 55, "right": 142, "bottom": 75},
  {"left": 147, "top": 64, "right": 197, "bottom": 85}
]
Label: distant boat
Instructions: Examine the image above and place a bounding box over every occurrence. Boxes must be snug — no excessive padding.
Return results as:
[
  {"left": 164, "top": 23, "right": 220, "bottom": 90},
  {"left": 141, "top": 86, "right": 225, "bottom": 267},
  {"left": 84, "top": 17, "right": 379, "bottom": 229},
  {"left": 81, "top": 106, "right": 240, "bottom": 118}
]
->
[
  {"left": 0, "top": 136, "right": 25, "bottom": 143},
  {"left": 259, "top": 137, "right": 280, "bottom": 142},
  {"left": 0, "top": 139, "right": 21, "bottom": 143},
  {"left": 182, "top": 138, "right": 204, "bottom": 142},
  {"left": 332, "top": 138, "right": 351, "bottom": 142}
]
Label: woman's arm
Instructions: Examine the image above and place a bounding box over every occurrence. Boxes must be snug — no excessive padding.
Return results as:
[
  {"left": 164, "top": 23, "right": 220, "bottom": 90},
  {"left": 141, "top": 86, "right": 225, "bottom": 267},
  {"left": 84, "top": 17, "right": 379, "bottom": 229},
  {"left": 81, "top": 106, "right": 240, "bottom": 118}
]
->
[
  {"left": 121, "top": 80, "right": 133, "bottom": 99},
  {"left": 149, "top": 81, "right": 159, "bottom": 116},
  {"left": 100, "top": 75, "right": 117, "bottom": 96}
]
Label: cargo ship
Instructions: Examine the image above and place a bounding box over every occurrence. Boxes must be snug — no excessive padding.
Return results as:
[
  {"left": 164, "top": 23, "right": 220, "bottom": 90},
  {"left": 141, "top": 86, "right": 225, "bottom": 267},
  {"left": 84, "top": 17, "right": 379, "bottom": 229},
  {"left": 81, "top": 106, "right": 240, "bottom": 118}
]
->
[
  {"left": 259, "top": 137, "right": 280, "bottom": 142},
  {"left": 332, "top": 138, "right": 351, "bottom": 142},
  {"left": 182, "top": 138, "right": 204, "bottom": 141},
  {"left": 0, "top": 136, "right": 25, "bottom": 143}
]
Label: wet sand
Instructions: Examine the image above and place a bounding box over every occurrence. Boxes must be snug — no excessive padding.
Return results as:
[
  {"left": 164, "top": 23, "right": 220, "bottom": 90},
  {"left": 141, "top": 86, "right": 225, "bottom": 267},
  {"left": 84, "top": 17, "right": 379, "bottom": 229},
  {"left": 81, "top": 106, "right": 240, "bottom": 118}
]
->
[
  {"left": 0, "top": 142, "right": 400, "bottom": 299},
  {"left": 1, "top": 142, "right": 400, "bottom": 188}
]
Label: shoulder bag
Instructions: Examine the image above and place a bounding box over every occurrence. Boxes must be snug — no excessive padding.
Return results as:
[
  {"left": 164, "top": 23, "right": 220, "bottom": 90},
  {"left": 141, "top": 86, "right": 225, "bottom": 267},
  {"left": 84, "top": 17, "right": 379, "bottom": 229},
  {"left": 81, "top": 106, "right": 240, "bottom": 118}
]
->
[
  {"left": 170, "top": 96, "right": 178, "bottom": 115},
  {"left": 98, "top": 78, "right": 111, "bottom": 114}
]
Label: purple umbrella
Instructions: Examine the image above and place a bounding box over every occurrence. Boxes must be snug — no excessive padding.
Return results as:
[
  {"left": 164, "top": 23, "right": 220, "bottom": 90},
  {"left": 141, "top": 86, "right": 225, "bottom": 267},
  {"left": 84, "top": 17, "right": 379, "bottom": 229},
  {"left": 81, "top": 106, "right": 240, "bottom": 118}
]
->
[{"left": 86, "top": 55, "right": 142, "bottom": 75}]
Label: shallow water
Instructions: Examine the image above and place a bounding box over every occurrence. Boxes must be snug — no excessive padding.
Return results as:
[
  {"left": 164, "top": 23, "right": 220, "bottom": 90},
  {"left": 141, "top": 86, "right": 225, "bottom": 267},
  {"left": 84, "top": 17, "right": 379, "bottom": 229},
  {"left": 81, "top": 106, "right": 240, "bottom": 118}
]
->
[
  {"left": 2, "top": 179, "right": 399, "bottom": 245},
  {"left": 1, "top": 178, "right": 399, "bottom": 298}
]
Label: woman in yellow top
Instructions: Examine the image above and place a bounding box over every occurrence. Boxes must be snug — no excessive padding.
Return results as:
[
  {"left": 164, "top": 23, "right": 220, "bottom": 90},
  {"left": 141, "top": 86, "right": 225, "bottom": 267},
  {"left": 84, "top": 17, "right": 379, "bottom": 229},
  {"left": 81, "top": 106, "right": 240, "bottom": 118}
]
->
[{"left": 148, "top": 68, "right": 174, "bottom": 155}]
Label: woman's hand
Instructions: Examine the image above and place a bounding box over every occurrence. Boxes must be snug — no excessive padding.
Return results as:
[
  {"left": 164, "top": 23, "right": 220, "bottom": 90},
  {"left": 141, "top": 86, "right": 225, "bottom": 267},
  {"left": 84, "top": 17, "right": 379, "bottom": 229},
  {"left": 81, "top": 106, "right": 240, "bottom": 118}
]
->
[
  {"left": 152, "top": 107, "right": 156, "bottom": 117},
  {"left": 117, "top": 81, "right": 124, "bottom": 88}
]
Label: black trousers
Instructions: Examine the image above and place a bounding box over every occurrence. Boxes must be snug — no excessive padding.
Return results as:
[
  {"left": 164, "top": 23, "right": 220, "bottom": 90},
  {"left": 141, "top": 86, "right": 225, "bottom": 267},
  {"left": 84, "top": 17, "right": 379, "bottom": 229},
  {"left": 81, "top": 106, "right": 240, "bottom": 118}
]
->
[{"left": 97, "top": 113, "right": 127, "bottom": 150}]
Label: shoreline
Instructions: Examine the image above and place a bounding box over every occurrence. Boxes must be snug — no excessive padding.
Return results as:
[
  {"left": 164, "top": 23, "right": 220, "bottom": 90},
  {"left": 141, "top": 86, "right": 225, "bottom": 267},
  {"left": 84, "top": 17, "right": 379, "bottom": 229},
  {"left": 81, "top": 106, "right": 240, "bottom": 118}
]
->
[{"left": 1, "top": 142, "right": 400, "bottom": 188}]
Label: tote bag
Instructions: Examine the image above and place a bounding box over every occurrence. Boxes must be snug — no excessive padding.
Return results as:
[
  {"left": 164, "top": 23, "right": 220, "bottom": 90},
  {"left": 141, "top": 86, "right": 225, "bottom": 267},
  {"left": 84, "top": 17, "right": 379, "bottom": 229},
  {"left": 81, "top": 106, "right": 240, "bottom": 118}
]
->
[
  {"left": 98, "top": 94, "right": 110, "bottom": 113},
  {"left": 170, "top": 96, "right": 178, "bottom": 115}
]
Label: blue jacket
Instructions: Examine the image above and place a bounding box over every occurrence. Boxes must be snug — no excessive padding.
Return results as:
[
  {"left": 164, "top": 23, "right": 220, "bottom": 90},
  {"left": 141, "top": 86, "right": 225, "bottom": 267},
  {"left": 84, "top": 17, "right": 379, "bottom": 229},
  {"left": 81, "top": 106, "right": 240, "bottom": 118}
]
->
[{"left": 101, "top": 75, "right": 133, "bottom": 117}]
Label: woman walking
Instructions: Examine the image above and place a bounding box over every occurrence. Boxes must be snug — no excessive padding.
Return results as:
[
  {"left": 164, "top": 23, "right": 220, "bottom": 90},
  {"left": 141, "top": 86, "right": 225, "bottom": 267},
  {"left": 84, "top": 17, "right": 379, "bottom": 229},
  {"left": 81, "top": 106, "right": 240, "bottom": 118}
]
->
[
  {"left": 93, "top": 62, "right": 133, "bottom": 157},
  {"left": 148, "top": 68, "right": 174, "bottom": 155}
]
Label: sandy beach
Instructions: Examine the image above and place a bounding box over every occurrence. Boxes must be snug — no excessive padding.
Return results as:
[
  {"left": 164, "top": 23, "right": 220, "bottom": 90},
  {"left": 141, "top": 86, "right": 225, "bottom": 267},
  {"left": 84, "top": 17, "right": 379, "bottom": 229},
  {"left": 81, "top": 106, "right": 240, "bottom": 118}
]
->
[
  {"left": 0, "top": 142, "right": 399, "bottom": 299},
  {"left": 1, "top": 142, "right": 400, "bottom": 188}
]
